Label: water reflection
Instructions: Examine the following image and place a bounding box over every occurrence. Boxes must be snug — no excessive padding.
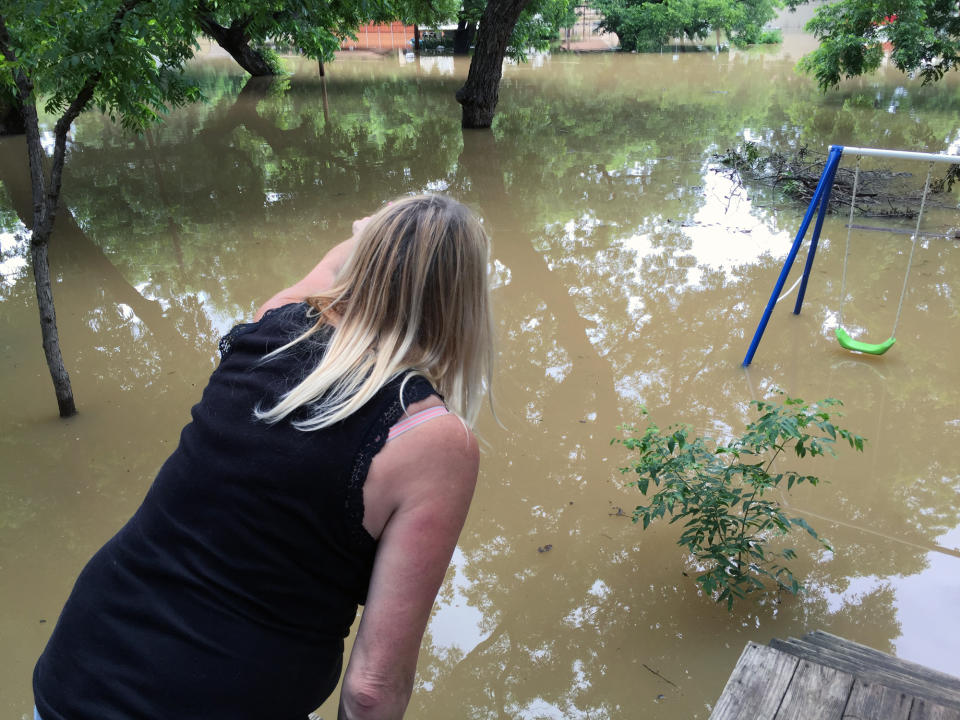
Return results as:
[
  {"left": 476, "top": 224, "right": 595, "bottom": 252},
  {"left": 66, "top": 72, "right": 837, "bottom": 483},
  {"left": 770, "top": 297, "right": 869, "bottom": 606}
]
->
[{"left": 2, "top": 43, "right": 960, "bottom": 720}]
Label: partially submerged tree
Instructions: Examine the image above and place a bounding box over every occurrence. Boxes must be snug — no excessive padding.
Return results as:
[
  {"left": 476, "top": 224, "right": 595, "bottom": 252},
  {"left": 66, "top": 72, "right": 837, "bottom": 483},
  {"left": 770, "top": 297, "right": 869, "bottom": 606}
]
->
[
  {"left": 195, "top": 0, "right": 459, "bottom": 76},
  {"left": 800, "top": 0, "right": 960, "bottom": 88},
  {"left": 456, "top": 0, "right": 574, "bottom": 128},
  {"left": 0, "top": 0, "right": 199, "bottom": 416},
  {"left": 591, "top": 0, "right": 786, "bottom": 51}
]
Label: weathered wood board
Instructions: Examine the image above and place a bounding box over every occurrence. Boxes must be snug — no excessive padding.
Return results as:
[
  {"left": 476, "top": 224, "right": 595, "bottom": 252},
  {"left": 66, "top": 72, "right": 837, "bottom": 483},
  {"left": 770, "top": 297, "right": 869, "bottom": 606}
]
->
[
  {"left": 844, "top": 679, "right": 912, "bottom": 720},
  {"left": 710, "top": 642, "right": 797, "bottom": 720},
  {"left": 774, "top": 659, "right": 853, "bottom": 720},
  {"left": 910, "top": 699, "right": 960, "bottom": 720},
  {"left": 712, "top": 634, "right": 960, "bottom": 720}
]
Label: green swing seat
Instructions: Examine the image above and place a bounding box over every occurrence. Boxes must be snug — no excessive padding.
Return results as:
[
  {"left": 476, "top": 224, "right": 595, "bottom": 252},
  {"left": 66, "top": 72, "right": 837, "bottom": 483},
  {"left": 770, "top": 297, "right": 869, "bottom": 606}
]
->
[
  {"left": 835, "top": 327, "right": 896, "bottom": 355},
  {"left": 832, "top": 153, "right": 932, "bottom": 360}
]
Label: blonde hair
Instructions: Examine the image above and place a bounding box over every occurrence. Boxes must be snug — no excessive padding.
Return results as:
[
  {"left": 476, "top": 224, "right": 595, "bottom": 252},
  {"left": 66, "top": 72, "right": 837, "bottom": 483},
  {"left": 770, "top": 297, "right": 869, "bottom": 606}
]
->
[{"left": 255, "top": 194, "right": 495, "bottom": 431}]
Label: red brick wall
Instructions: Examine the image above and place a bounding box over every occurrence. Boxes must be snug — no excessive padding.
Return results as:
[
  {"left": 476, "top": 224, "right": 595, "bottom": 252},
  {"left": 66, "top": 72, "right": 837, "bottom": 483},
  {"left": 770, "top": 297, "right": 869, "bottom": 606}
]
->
[{"left": 340, "top": 23, "right": 415, "bottom": 51}]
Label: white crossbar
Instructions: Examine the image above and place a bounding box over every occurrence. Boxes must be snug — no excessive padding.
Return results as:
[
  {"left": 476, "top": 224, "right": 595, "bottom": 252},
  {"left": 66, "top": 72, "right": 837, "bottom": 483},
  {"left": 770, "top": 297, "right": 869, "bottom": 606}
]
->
[{"left": 834, "top": 145, "right": 960, "bottom": 164}]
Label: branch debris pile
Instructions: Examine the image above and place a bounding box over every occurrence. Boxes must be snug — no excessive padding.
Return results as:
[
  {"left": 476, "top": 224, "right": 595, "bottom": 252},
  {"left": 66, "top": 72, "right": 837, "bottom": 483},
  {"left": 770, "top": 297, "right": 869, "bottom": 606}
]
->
[{"left": 712, "top": 143, "right": 960, "bottom": 218}]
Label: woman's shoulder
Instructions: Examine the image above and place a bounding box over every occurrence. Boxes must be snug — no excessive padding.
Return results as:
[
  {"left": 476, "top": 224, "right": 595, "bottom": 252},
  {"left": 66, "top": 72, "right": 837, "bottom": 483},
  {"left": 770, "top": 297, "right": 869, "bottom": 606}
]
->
[
  {"left": 379, "top": 389, "right": 478, "bottom": 482},
  {"left": 363, "top": 399, "right": 478, "bottom": 539},
  {"left": 218, "top": 303, "right": 318, "bottom": 359}
]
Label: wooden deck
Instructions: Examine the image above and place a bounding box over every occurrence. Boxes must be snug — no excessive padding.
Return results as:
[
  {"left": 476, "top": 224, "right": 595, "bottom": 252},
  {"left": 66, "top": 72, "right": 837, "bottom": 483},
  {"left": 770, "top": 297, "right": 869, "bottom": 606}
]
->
[{"left": 711, "top": 631, "right": 960, "bottom": 720}]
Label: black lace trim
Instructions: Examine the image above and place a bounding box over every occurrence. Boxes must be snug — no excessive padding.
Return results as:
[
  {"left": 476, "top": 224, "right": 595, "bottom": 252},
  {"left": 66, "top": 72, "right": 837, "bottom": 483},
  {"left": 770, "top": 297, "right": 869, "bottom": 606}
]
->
[
  {"left": 218, "top": 303, "right": 311, "bottom": 358},
  {"left": 346, "top": 375, "right": 437, "bottom": 553}
]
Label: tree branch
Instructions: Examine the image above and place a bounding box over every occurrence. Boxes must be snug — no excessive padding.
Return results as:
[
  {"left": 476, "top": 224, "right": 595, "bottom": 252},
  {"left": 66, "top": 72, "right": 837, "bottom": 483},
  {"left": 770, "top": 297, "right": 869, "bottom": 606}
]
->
[
  {"left": 231, "top": 14, "right": 254, "bottom": 33},
  {"left": 0, "top": 12, "right": 15, "bottom": 62},
  {"left": 0, "top": 13, "right": 48, "bottom": 230},
  {"left": 4, "top": 0, "right": 148, "bottom": 234},
  {"left": 46, "top": 0, "right": 146, "bottom": 217}
]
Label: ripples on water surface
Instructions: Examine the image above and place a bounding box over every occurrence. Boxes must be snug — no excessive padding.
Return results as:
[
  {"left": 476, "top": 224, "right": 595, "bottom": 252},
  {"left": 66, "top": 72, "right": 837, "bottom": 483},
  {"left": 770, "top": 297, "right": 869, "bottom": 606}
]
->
[{"left": 2, "top": 37, "right": 960, "bottom": 719}]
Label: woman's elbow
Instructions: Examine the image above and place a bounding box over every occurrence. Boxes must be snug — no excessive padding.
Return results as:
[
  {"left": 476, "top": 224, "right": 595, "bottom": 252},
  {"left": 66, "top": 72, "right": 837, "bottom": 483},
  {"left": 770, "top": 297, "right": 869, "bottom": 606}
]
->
[{"left": 340, "top": 673, "right": 412, "bottom": 720}]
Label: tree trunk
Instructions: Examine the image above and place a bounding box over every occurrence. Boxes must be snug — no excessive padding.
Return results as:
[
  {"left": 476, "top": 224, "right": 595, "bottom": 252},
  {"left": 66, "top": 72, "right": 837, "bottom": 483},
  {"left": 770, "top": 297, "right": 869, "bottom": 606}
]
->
[
  {"left": 18, "top": 92, "right": 78, "bottom": 416},
  {"left": 455, "top": 0, "right": 533, "bottom": 129},
  {"left": 413, "top": 24, "right": 420, "bottom": 52},
  {"left": 197, "top": 13, "right": 276, "bottom": 76},
  {"left": 320, "top": 75, "right": 330, "bottom": 125},
  {"left": 453, "top": 19, "right": 477, "bottom": 55},
  {"left": 31, "top": 236, "right": 77, "bottom": 416},
  {"left": 0, "top": 91, "right": 25, "bottom": 135}
]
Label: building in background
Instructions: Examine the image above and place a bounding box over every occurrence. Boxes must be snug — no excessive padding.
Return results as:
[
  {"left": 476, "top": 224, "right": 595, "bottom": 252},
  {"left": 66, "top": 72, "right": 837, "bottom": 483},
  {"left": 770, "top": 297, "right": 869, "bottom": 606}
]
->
[{"left": 340, "top": 22, "right": 416, "bottom": 51}]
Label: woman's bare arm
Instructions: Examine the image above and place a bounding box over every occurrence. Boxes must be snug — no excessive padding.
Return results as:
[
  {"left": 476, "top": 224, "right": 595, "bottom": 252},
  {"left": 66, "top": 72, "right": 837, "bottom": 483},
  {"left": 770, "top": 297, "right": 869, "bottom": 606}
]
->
[
  {"left": 254, "top": 217, "right": 369, "bottom": 321},
  {"left": 338, "top": 415, "right": 479, "bottom": 720}
]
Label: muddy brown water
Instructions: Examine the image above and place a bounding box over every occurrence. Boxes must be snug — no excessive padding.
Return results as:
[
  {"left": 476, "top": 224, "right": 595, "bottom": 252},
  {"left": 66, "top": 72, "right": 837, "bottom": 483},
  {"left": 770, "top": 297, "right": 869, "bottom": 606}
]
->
[{"left": 3, "top": 36, "right": 960, "bottom": 719}]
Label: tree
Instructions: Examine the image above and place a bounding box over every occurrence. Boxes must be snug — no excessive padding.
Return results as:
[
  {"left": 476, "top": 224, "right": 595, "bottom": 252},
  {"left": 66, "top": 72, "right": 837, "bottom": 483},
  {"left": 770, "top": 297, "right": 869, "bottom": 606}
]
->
[
  {"left": 591, "top": 0, "right": 785, "bottom": 52},
  {"left": 194, "top": 0, "right": 459, "bottom": 76},
  {"left": 800, "top": 0, "right": 960, "bottom": 89},
  {"left": 0, "top": 0, "right": 199, "bottom": 416},
  {"left": 456, "top": 0, "right": 574, "bottom": 128}
]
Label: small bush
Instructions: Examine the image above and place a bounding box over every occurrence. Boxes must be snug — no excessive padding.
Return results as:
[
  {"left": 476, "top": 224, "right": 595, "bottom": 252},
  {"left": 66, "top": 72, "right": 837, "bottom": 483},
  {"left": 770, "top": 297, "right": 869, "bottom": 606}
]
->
[
  {"left": 613, "top": 394, "right": 865, "bottom": 609},
  {"left": 731, "top": 27, "right": 782, "bottom": 47}
]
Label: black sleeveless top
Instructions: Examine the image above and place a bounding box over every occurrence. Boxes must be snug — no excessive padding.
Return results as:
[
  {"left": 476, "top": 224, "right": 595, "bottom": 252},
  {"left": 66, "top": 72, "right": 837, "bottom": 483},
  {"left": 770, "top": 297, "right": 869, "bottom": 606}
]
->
[{"left": 33, "top": 303, "right": 438, "bottom": 720}]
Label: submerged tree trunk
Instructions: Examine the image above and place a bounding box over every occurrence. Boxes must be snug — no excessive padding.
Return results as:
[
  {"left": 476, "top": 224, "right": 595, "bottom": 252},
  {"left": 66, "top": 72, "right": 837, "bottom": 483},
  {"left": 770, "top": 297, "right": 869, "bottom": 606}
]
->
[
  {"left": 453, "top": 18, "right": 477, "bottom": 55},
  {"left": 31, "top": 238, "right": 77, "bottom": 416},
  {"left": 17, "top": 85, "right": 78, "bottom": 417},
  {"left": 197, "top": 13, "right": 276, "bottom": 76},
  {"left": 0, "top": 91, "right": 25, "bottom": 135},
  {"left": 455, "top": 0, "right": 533, "bottom": 129}
]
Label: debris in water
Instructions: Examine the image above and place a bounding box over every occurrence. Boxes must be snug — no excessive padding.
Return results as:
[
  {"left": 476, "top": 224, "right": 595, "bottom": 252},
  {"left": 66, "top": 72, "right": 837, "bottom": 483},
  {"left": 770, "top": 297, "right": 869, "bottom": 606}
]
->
[
  {"left": 712, "top": 143, "right": 954, "bottom": 218},
  {"left": 643, "top": 663, "right": 680, "bottom": 689}
]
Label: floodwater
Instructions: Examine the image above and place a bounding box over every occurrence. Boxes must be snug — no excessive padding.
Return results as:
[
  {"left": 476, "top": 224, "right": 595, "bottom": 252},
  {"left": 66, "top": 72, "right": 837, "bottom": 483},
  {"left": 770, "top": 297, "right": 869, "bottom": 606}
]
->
[{"left": 3, "top": 36, "right": 960, "bottom": 719}]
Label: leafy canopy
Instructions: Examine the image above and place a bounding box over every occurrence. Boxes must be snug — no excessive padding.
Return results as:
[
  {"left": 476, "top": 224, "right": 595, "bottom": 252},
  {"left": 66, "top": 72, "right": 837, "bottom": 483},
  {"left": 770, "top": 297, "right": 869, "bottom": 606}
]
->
[
  {"left": 590, "top": 0, "right": 786, "bottom": 52},
  {"left": 1, "top": 0, "right": 201, "bottom": 130},
  {"left": 457, "top": 0, "right": 576, "bottom": 61},
  {"left": 800, "top": 0, "right": 960, "bottom": 88},
  {"left": 195, "top": 0, "right": 460, "bottom": 64}
]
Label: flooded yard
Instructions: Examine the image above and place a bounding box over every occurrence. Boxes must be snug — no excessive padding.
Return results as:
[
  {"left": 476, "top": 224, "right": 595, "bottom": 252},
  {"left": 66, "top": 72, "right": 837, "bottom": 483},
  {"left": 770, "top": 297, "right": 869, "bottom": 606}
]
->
[{"left": 2, "top": 35, "right": 960, "bottom": 719}]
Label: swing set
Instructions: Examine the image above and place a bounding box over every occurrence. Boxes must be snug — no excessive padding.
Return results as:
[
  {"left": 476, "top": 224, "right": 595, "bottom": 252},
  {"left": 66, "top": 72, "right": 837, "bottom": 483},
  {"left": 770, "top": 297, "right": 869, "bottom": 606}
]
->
[{"left": 743, "top": 145, "right": 960, "bottom": 367}]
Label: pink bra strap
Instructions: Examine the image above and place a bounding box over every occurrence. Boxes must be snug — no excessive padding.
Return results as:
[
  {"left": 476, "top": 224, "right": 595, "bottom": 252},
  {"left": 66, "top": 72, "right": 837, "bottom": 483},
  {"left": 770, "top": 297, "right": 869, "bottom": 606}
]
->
[{"left": 387, "top": 406, "right": 450, "bottom": 441}]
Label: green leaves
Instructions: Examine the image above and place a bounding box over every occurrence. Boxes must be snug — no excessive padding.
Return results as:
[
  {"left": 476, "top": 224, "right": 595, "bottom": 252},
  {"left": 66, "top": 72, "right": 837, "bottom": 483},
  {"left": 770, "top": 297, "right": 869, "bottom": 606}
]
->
[
  {"left": 799, "top": 0, "right": 960, "bottom": 89},
  {"left": 3, "top": 0, "right": 201, "bottom": 132},
  {"left": 591, "top": 0, "right": 786, "bottom": 52},
  {"left": 613, "top": 392, "right": 864, "bottom": 609}
]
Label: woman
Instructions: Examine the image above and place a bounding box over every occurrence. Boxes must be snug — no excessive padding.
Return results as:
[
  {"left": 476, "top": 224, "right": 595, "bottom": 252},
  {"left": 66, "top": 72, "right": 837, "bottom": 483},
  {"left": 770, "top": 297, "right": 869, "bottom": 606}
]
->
[{"left": 33, "top": 195, "right": 495, "bottom": 720}]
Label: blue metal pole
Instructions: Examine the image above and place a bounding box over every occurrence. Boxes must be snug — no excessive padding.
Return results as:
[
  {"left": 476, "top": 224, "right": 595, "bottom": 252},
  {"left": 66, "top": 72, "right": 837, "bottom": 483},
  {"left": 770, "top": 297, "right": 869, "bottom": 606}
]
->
[
  {"left": 793, "top": 146, "right": 844, "bottom": 315},
  {"left": 742, "top": 146, "right": 843, "bottom": 367}
]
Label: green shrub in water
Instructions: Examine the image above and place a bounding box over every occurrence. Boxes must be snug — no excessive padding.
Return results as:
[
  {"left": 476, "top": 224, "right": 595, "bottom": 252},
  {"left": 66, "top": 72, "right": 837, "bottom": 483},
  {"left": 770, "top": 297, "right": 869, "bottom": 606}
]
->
[{"left": 613, "top": 394, "right": 865, "bottom": 609}]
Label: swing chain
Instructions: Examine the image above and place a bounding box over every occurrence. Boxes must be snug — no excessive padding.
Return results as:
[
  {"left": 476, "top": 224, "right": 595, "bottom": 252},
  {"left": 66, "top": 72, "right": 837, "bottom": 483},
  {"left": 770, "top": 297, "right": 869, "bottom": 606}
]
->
[
  {"left": 839, "top": 157, "right": 931, "bottom": 340},
  {"left": 838, "top": 155, "right": 862, "bottom": 329},
  {"left": 891, "top": 160, "right": 933, "bottom": 337}
]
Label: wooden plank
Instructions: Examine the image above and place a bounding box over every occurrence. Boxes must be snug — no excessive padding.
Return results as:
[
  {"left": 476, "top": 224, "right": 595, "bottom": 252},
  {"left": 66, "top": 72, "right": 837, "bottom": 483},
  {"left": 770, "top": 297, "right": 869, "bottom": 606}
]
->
[
  {"left": 805, "top": 632, "right": 960, "bottom": 695},
  {"left": 843, "top": 678, "right": 912, "bottom": 720},
  {"left": 710, "top": 642, "right": 799, "bottom": 720},
  {"left": 775, "top": 636, "right": 960, "bottom": 710},
  {"left": 910, "top": 699, "right": 960, "bottom": 720},
  {"left": 774, "top": 659, "right": 854, "bottom": 720}
]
